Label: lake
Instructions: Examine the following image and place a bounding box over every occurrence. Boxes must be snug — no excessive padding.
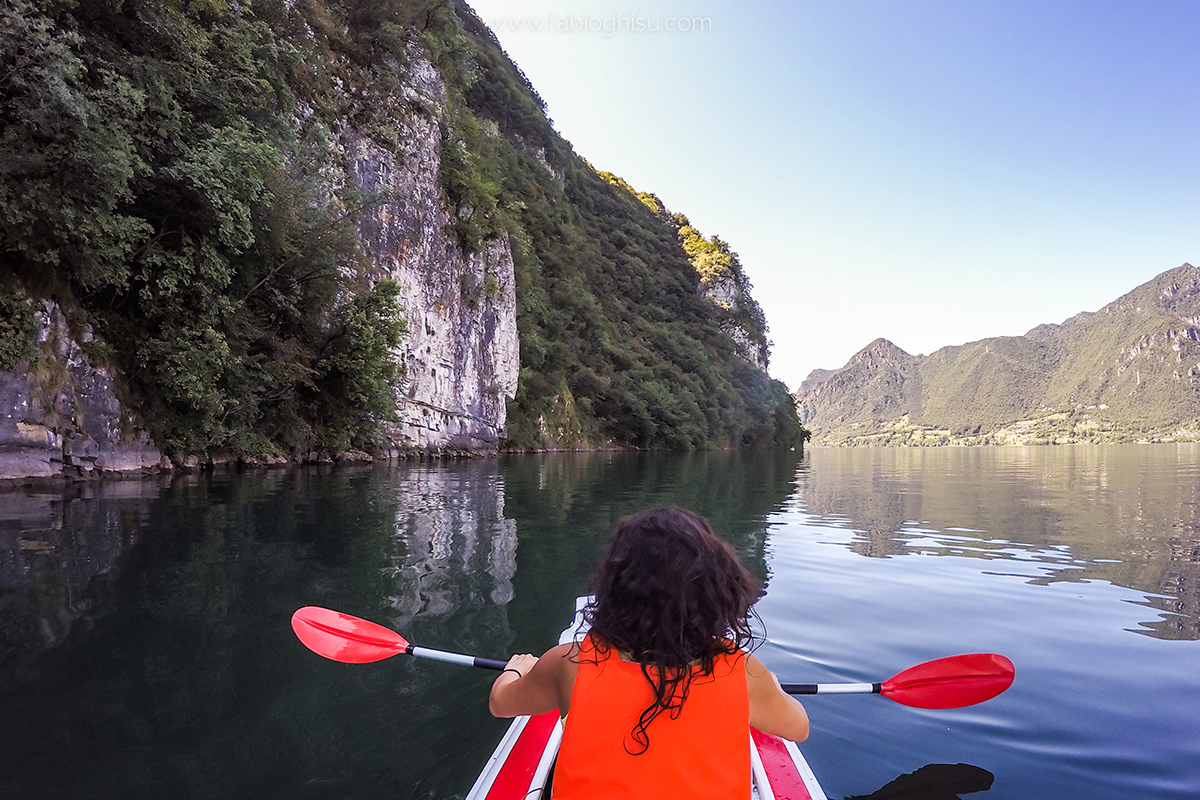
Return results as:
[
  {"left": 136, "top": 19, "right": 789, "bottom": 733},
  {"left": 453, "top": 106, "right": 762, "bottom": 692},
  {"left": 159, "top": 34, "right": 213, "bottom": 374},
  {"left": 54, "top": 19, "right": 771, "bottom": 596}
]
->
[{"left": 1, "top": 446, "right": 1197, "bottom": 799}]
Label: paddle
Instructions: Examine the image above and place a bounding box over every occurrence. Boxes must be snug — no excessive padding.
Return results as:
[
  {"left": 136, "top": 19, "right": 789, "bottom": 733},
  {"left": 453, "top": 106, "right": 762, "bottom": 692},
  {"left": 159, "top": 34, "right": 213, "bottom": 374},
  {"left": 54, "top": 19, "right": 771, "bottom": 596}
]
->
[
  {"left": 780, "top": 653, "right": 1015, "bottom": 709},
  {"left": 291, "top": 606, "right": 508, "bottom": 670},
  {"left": 291, "top": 606, "right": 1014, "bottom": 708}
]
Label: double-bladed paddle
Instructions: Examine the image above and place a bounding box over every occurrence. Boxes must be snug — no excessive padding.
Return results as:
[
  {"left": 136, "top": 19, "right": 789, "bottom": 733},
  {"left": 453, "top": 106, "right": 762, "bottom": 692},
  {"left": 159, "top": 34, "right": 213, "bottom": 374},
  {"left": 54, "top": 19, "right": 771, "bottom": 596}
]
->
[
  {"left": 290, "top": 606, "right": 1014, "bottom": 709},
  {"left": 291, "top": 605, "right": 509, "bottom": 670},
  {"left": 779, "top": 652, "right": 1014, "bottom": 710}
]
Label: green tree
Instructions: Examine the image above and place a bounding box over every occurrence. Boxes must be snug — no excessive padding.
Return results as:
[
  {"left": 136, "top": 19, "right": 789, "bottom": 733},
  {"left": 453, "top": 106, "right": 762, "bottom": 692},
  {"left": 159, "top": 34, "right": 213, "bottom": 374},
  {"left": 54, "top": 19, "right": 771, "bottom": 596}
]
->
[{"left": 0, "top": 0, "right": 408, "bottom": 458}]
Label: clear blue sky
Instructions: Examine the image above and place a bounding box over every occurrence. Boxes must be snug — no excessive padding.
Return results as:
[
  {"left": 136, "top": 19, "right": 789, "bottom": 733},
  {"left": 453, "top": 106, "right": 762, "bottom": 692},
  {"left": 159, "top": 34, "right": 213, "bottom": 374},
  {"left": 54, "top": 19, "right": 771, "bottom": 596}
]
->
[{"left": 468, "top": 0, "right": 1199, "bottom": 391}]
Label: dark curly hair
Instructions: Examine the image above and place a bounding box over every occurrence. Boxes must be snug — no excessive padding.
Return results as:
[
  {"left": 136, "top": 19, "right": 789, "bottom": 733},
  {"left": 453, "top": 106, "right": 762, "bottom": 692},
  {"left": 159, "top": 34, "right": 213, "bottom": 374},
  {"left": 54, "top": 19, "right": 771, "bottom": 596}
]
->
[{"left": 583, "top": 506, "right": 762, "bottom": 754}]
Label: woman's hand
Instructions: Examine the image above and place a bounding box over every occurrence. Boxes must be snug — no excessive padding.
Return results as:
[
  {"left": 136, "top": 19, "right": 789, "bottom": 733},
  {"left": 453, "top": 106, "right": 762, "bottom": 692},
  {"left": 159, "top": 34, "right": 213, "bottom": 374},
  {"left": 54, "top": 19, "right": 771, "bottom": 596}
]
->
[
  {"left": 488, "top": 644, "right": 577, "bottom": 718},
  {"left": 499, "top": 653, "right": 539, "bottom": 681}
]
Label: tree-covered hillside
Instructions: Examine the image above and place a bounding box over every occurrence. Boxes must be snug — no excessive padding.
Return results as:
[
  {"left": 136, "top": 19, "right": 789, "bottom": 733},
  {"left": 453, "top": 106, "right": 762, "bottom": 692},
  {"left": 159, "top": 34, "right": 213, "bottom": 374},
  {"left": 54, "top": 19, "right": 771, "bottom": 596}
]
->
[
  {"left": 0, "top": 0, "right": 803, "bottom": 458},
  {"left": 431, "top": 1, "right": 800, "bottom": 449}
]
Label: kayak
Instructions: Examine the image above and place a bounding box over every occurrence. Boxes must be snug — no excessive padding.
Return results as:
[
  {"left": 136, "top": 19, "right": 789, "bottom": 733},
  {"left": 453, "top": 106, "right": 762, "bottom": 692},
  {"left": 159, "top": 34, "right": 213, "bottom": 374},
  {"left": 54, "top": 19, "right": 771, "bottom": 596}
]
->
[{"left": 465, "top": 597, "right": 827, "bottom": 800}]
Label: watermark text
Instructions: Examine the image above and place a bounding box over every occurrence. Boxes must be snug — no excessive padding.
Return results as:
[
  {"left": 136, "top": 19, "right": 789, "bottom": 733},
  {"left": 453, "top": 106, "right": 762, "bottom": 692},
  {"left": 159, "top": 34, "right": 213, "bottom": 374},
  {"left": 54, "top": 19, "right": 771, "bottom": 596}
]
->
[{"left": 491, "top": 13, "right": 712, "bottom": 36}]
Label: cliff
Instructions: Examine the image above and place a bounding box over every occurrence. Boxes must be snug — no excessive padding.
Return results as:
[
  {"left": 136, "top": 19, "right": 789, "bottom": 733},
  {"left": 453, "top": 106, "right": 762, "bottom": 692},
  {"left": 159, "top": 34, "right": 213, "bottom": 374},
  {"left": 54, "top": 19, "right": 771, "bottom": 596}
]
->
[
  {"left": 798, "top": 264, "right": 1200, "bottom": 445},
  {"left": 0, "top": 1, "right": 802, "bottom": 480},
  {"left": 343, "top": 43, "right": 518, "bottom": 451},
  {"left": 0, "top": 301, "right": 164, "bottom": 480},
  {"left": 594, "top": 177, "right": 772, "bottom": 371},
  {"left": 1, "top": 12, "right": 521, "bottom": 479}
]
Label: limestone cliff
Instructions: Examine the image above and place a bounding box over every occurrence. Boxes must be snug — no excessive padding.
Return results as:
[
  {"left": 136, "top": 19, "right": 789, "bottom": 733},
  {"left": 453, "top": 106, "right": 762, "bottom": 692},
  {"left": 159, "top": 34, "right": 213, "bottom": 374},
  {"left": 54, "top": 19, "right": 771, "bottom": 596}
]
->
[
  {"left": 0, "top": 43, "right": 517, "bottom": 479},
  {"left": 0, "top": 301, "right": 163, "bottom": 481},
  {"left": 0, "top": 0, "right": 803, "bottom": 477},
  {"left": 701, "top": 270, "right": 770, "bottom": 371},
  {"left": 346, "top": 46, "right": 518, "bottom": 453}
]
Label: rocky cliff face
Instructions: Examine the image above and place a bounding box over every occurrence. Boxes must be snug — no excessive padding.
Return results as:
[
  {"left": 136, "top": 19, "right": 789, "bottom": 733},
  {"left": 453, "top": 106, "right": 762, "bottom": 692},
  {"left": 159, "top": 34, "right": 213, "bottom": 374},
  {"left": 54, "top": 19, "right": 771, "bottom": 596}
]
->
[
  {"left": 347, "top": 47, "right": 518, "bottom": 453},
  {"left": 701, "top": 273, "right": 769, "bottom": 371},
  {"left": 1, "top": 1, "right": 798, "bottom": 474},
  {"left": 0, "top": 302, "right": 164, "bottom": 481},
  {"left": 0, "top": 44, "right": 518, "bottom": 480}
]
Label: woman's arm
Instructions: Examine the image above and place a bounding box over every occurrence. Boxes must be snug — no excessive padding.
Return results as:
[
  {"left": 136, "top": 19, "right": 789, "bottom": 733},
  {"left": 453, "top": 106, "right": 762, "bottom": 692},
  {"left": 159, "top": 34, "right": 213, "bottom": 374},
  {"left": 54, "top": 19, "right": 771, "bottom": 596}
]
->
[
  {"left": 488, "top": 642, "right": 577, "bottom": 718},
  {"left": 746, "top": 653, "right": 810, "bottom": 741}
]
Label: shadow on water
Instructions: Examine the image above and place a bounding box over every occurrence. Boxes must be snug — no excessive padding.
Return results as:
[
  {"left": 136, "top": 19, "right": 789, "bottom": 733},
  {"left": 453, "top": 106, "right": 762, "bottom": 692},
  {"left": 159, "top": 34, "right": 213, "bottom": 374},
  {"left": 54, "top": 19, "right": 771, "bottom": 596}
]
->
[
  {"left": 843, "top": 763, "right": 994, "bottom": 800},
  {"left": 795, "top": 445, "right": 1200, "bottom": 640}
]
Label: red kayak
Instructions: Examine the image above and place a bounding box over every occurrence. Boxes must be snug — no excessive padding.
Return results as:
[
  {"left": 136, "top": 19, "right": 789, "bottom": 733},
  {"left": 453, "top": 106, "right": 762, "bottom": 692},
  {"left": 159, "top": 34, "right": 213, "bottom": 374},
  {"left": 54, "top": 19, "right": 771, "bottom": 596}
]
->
[{"left": 465, "top": 597, "right": 827, "bottom": 800}]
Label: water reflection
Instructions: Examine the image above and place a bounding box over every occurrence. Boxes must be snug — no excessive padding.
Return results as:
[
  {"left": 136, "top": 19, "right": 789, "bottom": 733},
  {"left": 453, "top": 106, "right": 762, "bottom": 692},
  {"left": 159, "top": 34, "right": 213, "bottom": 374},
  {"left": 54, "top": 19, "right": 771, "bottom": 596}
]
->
[
  {"left": 0, "top": 464, "right": 529, "bottom": 800},
  {"left": 383, "top": 466, "right": 516, "bottom": 613},
  {"left": 499, "top": 449, "right": 805, "bottom": 588},
  {"left": 796, "top": 445, "right": 1200, "bottom": 639},
  {"left": 377, "top": 462, "right": 519, "bottom": 664},
  {"left": 1, "top": 449, "right": 1195, "bottom": 800},
  {"left": 0, "top": 451, "right": 804, "bottom": 683},
  {"left": 0, "top": 481, "right": 161, "bottom": 679}
]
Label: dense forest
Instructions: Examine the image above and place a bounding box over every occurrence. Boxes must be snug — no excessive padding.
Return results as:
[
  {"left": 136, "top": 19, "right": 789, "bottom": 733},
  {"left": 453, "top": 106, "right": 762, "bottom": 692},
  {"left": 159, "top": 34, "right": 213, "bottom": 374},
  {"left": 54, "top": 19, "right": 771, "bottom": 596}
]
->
[{"left": 0, "top": 0, "right": 804, "bottom": 460}]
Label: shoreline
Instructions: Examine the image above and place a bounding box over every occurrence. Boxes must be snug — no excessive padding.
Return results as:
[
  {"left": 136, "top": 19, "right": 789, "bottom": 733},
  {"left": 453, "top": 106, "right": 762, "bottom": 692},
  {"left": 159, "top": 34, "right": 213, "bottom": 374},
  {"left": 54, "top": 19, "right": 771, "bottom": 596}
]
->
[{"left": 0, "top": 442, "right": 791, "bottom": 491}]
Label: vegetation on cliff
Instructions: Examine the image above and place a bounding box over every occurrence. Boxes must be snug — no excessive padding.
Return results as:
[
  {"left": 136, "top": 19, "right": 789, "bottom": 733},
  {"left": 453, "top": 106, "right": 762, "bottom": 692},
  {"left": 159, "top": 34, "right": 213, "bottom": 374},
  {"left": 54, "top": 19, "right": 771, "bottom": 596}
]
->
[
  {"left": 440, "top": 1, "right": 802, "bottom": 449},
  {"left": 0, "top": 0, "right": 405, "bottom": 458},
  {"left": 0, "top": 0, "right": 803, "bottom": 458},
  {"left": 594, "top": 170, "right": 771, "bottom": 368}
]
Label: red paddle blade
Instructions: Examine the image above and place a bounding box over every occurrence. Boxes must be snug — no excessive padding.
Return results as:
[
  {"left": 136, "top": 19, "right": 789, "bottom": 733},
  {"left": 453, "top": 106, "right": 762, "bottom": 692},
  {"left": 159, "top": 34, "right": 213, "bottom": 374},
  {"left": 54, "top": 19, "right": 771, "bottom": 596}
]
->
[
  {"left": 880, "top": 653, "right": 1015, "bottom": 709},
  {"left": 291, "top": 606, "right": 409, "bottom": 664}
]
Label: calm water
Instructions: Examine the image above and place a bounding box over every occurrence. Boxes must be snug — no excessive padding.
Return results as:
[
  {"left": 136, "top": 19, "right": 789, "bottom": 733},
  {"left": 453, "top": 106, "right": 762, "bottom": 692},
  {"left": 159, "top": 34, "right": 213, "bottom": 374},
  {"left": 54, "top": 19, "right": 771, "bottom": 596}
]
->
[{"left": 1, "top": 446, "right": 1197, "bottom": 799}]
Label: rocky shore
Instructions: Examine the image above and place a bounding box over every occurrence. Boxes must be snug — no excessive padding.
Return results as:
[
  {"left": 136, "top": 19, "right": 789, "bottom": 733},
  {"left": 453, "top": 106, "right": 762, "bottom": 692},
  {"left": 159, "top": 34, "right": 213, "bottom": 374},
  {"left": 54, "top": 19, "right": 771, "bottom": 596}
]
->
[{"left": 0, "top": 300, "right": 503, "bottom": 488}]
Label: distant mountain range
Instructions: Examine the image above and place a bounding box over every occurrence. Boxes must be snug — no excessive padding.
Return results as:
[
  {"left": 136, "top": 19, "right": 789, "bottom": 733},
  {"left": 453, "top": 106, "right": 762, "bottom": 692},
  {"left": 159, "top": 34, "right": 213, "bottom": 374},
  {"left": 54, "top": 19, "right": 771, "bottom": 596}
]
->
[{"left": 797, "top": 264, "right": 1200, "bottom": 445}]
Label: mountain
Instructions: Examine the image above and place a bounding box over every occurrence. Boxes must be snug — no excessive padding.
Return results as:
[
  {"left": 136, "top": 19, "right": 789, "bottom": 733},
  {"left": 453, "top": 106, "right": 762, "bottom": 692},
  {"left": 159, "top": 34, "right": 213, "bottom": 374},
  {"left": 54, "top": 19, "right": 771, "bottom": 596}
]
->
[
  {"left": 0, "top": 0, "right": 802, "bottom": 479},
  {"left": 797, "top": 264, "right": 1200, "bottom": 445},
  {"left": 797, "top": 368, "right": 837, "bottom": 395}
]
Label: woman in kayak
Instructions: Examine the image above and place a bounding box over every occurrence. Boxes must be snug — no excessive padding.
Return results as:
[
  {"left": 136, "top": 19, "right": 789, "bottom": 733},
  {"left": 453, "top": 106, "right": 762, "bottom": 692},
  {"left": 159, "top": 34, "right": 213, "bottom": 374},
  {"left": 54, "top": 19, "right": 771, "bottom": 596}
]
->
[{"left": 488, "top": 506, "right": 809, "bottom": 798}]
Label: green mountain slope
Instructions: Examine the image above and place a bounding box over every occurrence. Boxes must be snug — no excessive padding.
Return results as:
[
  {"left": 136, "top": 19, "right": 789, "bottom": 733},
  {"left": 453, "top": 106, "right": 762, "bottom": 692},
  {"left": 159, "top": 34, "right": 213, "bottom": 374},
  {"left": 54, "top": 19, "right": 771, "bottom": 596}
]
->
[
  {"left": 799, "top": 264, "right": 1200, "bottom": 445},
  {"left": 444, "top": 1, "right": 799, "bottom": 449}
]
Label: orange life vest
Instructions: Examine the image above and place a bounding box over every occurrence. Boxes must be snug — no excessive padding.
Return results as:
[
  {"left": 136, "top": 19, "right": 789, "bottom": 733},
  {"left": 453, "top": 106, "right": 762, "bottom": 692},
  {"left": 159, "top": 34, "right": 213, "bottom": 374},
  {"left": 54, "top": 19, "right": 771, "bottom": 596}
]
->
[{"left": 553, "top": 634, "right": 751, "bottom": 799}]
